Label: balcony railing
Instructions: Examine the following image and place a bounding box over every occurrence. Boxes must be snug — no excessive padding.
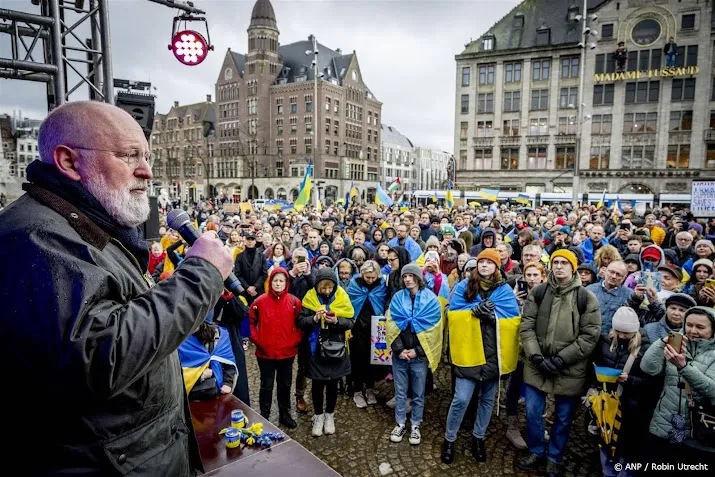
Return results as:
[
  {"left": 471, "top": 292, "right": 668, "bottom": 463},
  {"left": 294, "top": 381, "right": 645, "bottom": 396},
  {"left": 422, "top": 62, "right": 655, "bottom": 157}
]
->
[
  {"left": 500, "top": 136, "right": 521, "bottom": 147},
  {"left": 526, "top": 135, "right": 550, "bottom": 145},
  {"left": 554, "top": 134, "right": 577, "bottom": 145},
  {"left": 473, "top": 136, "right": 494, "bottom": 147}
]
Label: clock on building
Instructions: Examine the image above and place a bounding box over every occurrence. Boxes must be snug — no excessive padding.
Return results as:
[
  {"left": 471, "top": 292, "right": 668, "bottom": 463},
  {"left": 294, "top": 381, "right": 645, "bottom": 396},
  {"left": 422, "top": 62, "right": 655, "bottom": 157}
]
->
[{"left": 224, "top": 68, "right": 233, "bottom": 80}]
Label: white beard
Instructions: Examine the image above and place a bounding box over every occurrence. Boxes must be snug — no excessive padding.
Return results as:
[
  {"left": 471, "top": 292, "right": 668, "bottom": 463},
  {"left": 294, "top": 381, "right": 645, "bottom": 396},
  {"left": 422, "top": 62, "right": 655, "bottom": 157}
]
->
[{"left": 82, "top": 167, "right": 150, "bottom": 228}]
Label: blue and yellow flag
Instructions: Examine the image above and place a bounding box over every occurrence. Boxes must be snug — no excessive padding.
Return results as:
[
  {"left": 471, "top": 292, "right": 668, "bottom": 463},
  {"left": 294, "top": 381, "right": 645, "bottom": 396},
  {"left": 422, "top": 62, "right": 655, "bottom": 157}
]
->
[
  {"left": 446, "top": 187, "right": 454, "bottom": 210},
  {"left": 386, "top": 289, "right": 443, "bottom": 372},
  {"left": 479, "top": 188, "right": 499, "bottom": 202},
  {"left": 432, "top": 191, "right": 438, "bottom": 203},
  {"left": 596, "top": 189, "right": 606, "bottom": 209},
  {"left": 350, "top": 183, "right": 358, "bottom": 202},
  {"left": 302, "top": 286, "right": 355, "bottom": 354},
  {"left": 347, "top": 276, "right": 387, "bottom": 316},
  {"left": 447, "top": 280, "right": 521, "bottom": 375},
  {"left": 294, "top": 165, "right": 312, "bottom": 211},
  {"left": 178, "top": 326, "right": 237, "bottom": 394},
  {"left": 376, "top": 183, "right": 394, "bottom": 206},
  {"left": 516, "top": 193, "right": 530, "bottom": 205}
]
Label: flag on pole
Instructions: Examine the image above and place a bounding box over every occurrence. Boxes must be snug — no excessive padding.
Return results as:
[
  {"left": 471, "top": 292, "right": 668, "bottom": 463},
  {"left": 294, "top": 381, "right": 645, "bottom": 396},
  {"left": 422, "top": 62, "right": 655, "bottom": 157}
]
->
[
  {"left": 516, "top": 193, "right": 530, "bottom": 205},
  {"left": 388, "top": 178, "right": 401, "bottom": 193},
  {"left": 350, "top": 183, "right": 358, "bottom": 202},
  {"left": 432, "top": 191, "right": 438, "bottom": 203},
  {"left": 445, "top": 187, "right": 454, "bottom": 210},
  {"left": 596, "top": 189, "right": 606, "bottom": 209},
  {"left": 317, "top": 199, "right": 323, "bottom": 212},
  {"left": 294, "top": 165, "right": 312, "bottom": 211},
  {"left": 479, "top": 188, "right": 499, "bottom": 202},
  {"left": 375, "top": 183, "right": 394, "bottom": 206}
]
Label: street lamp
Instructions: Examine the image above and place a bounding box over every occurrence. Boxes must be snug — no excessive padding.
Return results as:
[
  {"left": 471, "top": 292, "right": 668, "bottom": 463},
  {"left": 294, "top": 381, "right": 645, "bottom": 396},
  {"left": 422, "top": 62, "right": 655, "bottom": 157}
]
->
[{"left": 305, "top": 35, "right": 322, "bottom": 207}]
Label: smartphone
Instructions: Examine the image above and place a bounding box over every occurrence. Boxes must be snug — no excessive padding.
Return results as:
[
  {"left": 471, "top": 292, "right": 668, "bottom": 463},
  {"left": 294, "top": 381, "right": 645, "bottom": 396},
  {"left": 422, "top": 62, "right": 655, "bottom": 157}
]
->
[
  {"left": 516, "top": 281, "right": 528, "bottom": 295},
  {"left": 706, "top": 279, "right": 715, "bottom": 289},
  {"left": 297, "top": 255, "right": 306, "bottom": 263},
  {"left": 669, "top": 331, "right": 684, "bottom": 352}
]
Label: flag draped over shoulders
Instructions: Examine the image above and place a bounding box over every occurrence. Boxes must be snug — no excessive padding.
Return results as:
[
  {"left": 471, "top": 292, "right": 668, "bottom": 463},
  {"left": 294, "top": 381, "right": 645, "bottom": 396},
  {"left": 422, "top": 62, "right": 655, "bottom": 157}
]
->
[
  {"left": 302, "top": 287, "right": 355, "bottom": 354},
  {"left": 347, "top": 277, "right": 387, "bottom": 316},
  {"left": 388, "top": 236, "right": 422, "bottom": 262},
  {"left": 386, "top": 289, "right": 443, "bottom": 372},
  {"left": 447, "top": 279, "right": 521, "bottom": 375},
  {"left": 178, "top": 326, "right": 237, "bottom": 394}
]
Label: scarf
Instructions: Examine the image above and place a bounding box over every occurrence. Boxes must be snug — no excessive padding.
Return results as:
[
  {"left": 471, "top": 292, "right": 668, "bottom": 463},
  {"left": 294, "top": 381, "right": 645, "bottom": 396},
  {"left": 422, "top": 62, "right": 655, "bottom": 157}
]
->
[{"left": 26, "top": 160, "right": 149, "bottom": 270}]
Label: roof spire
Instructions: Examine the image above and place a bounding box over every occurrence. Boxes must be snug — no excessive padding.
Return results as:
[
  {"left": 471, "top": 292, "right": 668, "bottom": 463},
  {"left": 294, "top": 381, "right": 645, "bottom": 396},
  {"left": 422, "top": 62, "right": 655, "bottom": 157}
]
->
[{"left": 249, "top": 0, "right": 277, "bottom": 30}]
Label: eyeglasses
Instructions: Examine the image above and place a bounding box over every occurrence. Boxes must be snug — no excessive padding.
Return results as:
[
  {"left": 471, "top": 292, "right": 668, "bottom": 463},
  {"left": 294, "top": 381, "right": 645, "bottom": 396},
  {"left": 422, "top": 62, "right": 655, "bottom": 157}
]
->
[{"left": 72, "top": 146, "right": 153, "bottom": 169}]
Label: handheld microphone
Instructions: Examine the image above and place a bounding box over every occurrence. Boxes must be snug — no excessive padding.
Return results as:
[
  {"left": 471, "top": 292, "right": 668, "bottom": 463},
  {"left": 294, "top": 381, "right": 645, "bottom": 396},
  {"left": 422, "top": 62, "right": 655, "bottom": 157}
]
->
[{"left": 166, "top": 209, "right": 244, "bottom": 295}]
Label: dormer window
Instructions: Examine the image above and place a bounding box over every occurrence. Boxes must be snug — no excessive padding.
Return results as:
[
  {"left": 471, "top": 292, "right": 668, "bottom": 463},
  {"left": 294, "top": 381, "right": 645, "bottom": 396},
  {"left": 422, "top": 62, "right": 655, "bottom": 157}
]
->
[
  {"left": 513, "top": 14, "right": 524, "bottom": 28},
  {"left": 536, "top": 27, "right": 550, "bottom": 46},
  {"left": 568, "top": 5, "right": 579, "bottom": 22},
  {"left": 482, "top": 35, "right": 495, "bottom": 51}
]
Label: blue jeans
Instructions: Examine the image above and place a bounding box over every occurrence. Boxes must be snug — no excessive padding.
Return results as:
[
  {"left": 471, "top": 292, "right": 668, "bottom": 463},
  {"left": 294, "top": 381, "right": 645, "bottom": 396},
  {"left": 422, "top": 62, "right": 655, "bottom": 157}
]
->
[
  {"left": 392, "top": 357, "right": 428, "bottom": 426},
  {"left": 666, "top": 52, "right": 676, "bottom": 67},
  {"left": 600, "top": 448, "right": 635, "bottom": 477},
  {"left": 444, "top": 377, "right": 499, "bottom": 442},
  {"left": 524, "top": 384, "right": 578, "bottom": 464}
]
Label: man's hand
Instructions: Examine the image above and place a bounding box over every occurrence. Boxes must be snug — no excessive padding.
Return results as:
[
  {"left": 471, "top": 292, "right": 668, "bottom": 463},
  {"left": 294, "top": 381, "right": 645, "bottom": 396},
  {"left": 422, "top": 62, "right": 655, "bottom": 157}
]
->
[
  {"left": 634, "top": 284, "right": 646, "bottom": 299},
  {"left": 186, "top": 232, "right": 234, "bottom": 279},
  {"left": 645, "top": 287, "right": 658, "bottom": 303},
  {"left": 247, "top": 286, "right": 257, "bottom": 297},
  {"left": 617, "top": 372, "right": 628, "bottom": 383},
  {"left": 220, "top": 384, "right": 232, "bottom": 394}
]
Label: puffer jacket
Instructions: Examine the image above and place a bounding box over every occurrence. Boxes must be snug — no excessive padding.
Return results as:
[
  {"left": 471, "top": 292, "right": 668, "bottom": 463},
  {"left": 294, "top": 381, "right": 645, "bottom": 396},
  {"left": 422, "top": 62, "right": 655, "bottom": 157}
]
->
[
  {"left": 644, "top": 315, "right": 681, "bottom": 343},
  {"left": 0, "top": 186, "right": 223, "bottom": 475},
  {"left": 627, "top": 291, "right": 665, "bottom": 326},
  {"left": 249, "top": 268, "right": 303, "bottom": 360},
  {"left": 521, "top": 274, "right": 602, "bottom": 396},
  {"left": 641, "top": 309, "right": 715, "bottom": 449}
]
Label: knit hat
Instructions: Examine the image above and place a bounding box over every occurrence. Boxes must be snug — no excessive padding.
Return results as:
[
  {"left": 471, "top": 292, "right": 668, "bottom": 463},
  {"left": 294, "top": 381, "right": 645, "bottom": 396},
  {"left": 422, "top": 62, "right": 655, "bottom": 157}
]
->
[
  {"left": 611, "top": 307, "right": 640, "bottom": 333},
  {"left": 665, "top": 293, "right": 697, "bottom": 310},
  {"left": 549, "top": 225, "right": 571, "bottom": 236},
  {"left": 425, "top": 235, "right": 441, "bottom": 249},
  {"left": 692, "top": 258, "right": 714, "bottom": 272},
  {"left": 424, "top": 250, "right": 441, "bottom": 264},
  {"left": 476, "top": 248, "right": 501, "bottom": 269},
  {"left": 658, "top": 265, "right": 683, "bottom": 282},
  {"left": 464, "top": 258, "right": 477, "bottom": 273},
  {"left": 695, "top": 239, "right": 715, "bottom": 254},
  {"left": 555, "top": 217, "right": 567, "bottom": 226},
  {"left": 688, "top": 223, "right": 703, "bottom": 234},
  {"left": 401, "top": 263, "right": 423, "bottom": 278},
  {"left": 551, "top": 249, "right": 577, "bottom": 272}
]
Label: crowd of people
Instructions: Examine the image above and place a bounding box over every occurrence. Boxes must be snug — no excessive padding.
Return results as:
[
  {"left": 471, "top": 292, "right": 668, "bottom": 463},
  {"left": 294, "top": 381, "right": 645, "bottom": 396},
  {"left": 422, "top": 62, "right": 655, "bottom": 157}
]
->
[{"left": 160, "top": 198, "right": 715, "bottom": 477}]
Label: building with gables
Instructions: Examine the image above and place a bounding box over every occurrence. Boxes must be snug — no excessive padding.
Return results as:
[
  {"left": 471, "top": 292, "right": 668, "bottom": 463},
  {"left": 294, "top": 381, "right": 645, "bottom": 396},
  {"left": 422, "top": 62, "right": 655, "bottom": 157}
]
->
[
  {"left": 454, "top": 0, "right": 715, "bottom": 196},
  {"left": 212, "top": 0, "right": 382, "bottom": 203}
]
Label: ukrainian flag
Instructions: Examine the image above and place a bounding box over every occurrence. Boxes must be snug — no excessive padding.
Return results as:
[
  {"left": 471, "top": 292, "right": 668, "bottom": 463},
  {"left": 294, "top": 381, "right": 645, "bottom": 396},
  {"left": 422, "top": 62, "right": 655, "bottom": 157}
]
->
[
  {"left": 375, "top": 183, "right": 393, "bottom": 206},
  {"left": 336, "top": 197, "right": 346, "bottom": 208},
  {"left": 294, "top": 165, "right": 312, "bottom": 211},
  {"left": 516, "top": 193, "right": 530, "bottom": 205},
  {"left": 594, "top": 365, "right": 622, "bottom": 384},
  {"left": 479, "top": 188, "right": 499, "bottom": 202},
  {"left": 445, "top": 187, "right": 454, "bottom": 210},
  {"left": 386, "top": 288, "right": 443, "bottom": 372},
  {"left": 178, "top": 326, "right": 237, "bottom": 394},
  {"left": 350, "top": 183, "right": 358, "bottom": 202},
  {"left": 447, "top": 280, "right": 521, "bottom": 375},
  {"left": 596, "top": 189, "right": 606, "bottom": 209},
  {"left": 432, "top": 191, "right": 438, "bottom": 203}
]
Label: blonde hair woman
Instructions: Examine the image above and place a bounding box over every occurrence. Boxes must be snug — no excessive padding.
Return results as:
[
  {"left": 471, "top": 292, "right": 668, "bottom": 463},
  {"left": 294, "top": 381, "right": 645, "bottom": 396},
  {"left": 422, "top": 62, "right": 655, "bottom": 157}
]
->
[{"left": 594, "top": 245, "right": 622, "bottom": 279}]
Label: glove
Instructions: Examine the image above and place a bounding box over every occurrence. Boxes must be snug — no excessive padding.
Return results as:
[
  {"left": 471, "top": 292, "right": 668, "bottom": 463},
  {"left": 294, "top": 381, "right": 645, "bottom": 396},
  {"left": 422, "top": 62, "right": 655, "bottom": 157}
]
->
[
  {"left": 529, "top": 354, "right": 545, "bottom": 368},
  {"left": 549, "top": 356, "right": 565, "bottom": 372},
  {"left": 471, "top": 300, "right": 496, "bottom": 320},
  {"left": 538, "top": 359, "right": 559, "bottom": 378}
]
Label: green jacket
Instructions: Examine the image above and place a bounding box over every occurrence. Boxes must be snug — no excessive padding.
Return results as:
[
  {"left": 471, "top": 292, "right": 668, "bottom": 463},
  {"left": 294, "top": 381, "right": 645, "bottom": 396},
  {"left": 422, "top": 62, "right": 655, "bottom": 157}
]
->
[
  {"left": 520, "top": 274, "right": 602, "bottom": 396},
  {"left": 640, "top": 330, "right": 715, "bottom": 445}
]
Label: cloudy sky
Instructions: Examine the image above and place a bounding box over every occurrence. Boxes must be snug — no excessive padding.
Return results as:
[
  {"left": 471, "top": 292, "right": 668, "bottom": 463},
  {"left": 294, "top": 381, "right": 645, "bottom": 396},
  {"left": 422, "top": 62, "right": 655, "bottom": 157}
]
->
[{"left": 1, "top": 0, "right": 518, "bottom": 151}]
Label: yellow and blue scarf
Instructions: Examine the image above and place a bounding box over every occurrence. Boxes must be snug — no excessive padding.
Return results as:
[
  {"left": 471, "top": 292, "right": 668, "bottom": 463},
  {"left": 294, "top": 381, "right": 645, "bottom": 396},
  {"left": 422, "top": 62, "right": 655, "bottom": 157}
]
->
[
  {"left": 347, "top": 277, "right": 387, "bottom": 316},
  {"left": 447, "top": 279, "right": 521, "bottom": 375},
  {"left": 178, "top": 326, "right": 237, "bottom": 394},
  {"left": 302, "top": 287, "right": 355, "bottom": 354},
  {"left": 386, "top": 289, "right": 444, "bottom": 372}
]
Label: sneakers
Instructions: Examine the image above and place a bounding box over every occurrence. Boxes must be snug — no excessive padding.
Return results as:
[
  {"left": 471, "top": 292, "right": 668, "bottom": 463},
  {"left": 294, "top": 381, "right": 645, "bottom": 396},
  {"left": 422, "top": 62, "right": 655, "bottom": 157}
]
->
[
  {"left": 506, "top": 415, "right": 528, "bottom": 450},
  {"left": 353, "top": 392, "right": 367, "bottom": 409},
  {"left": 296, "top": 396, "right": 308, "bottom": 414},
  {"left": 389, "top": 424, "right": 406, "bottom": 443},
  {"left": 324, "top": 413, "right": 335, "bottom": 435},
  {"left": 365, "top": 388, "right": 377, "bottom": 405},
  {"left": 386, "top": 397, "right": 411, "bottom": 413},
  {"left": 408, "top": 426, "right": 421, "bottom": 445},
  {"left": 311, "top": 414, "right": 324, "bottom": 437}
]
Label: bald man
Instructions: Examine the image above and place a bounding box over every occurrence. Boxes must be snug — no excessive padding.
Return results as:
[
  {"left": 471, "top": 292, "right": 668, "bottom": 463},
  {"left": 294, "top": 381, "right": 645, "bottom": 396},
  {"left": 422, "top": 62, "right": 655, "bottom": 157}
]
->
[{"left": 0, "top": 101, "right": 233, "bottom": 476}]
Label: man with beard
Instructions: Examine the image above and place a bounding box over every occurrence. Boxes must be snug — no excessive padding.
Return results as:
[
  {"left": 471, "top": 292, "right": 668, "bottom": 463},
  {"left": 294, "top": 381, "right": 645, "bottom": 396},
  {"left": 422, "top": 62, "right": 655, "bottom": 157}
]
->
[{"left": 0, "top": 101, "right": 235, "bottom": 476}]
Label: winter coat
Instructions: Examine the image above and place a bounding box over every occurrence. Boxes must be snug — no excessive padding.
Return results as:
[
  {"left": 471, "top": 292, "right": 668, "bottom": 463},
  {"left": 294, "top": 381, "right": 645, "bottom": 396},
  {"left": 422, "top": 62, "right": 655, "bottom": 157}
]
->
[
  {"left": 643, "top": 315, "right": 681, "bottom": 343},
  {"left": 627, "top": 292, "right": 665, "bottom": 326},
  {"left": 469, "top": 227, "right": 496, "bottom": 257},
  {"left": 670, "top": 246, "right": 696, "bottom": 268},
  {"left": 521, "top": 274, "right": 602, "bottom": 396},
  {"left": 586, "top": 281, "right": 634, "bottom": 333},
  {"left": 386, "top": 246, "right": 411, "bottom": 306},
  {"left": 234, "top": 247, "right": 268, "bottom": 304},
  {"left": 0, "top": 185, "right": 221, "bottom": 475}
]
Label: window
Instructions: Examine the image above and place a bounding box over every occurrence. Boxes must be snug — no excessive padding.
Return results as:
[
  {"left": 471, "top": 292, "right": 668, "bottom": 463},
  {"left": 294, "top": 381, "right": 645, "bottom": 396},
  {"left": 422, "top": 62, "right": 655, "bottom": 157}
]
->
[
  {"left": 479, "top": 64, "right": 495, "bottom": 85},
  {"left": 473, "top": 148, "right": 493, "bottom": 170},
  {"left": 682, "top": 14, "right": 695, "bottom": 30},
  {"left": 529, "top": 117, "right": 548, "bottom": 135},
  {"left": 461, "top": 95, "right": 469, "bottom": 114},
  {"left": 532, "top": 59, "right": 550, "bottom": 81},
  {"left": 558, "top": 117, "right": 577, "bottom": 135},
  {"left": 675, "top": 45, "right": 698, "bottom": 67},
  {"left": 290, "top": 138, "right": 297, "bottom": 154},
  {"left": 478, "top": 93, "right": 494, "bottom": 113},
  {"left": 276, "top": 98, "right": 283, "bottom": 114},
  {"left": 503, "top": 119, "right": 519, "bottom": 136},
  {"left": 555, "top": 147, "right": 575, "bottom": 169},
  {"left": 536, "top": 28, "right": 550, "bottom": 46},
  {"left": 671, "top": 78, "right": 696, "bottom": 101},
  {"left": 513, "top": 14, "right": 524, "bottom": 28},
  {"left": 625, "top": 81, "right": 660, "bottom": 103},
  {"left": 275, "top": 139, "right": 283, "bottom": 157},
  {"left": 591, "top": 114, "right": 612, "bottom": 135},
  {"left": 595, "top": 53, "right": 616, "bottom": 74},
  {"left": 712, "top": 80, "right": 715, "bottom": 101},
  {"left": 325, "top": 97, "right": 331, "bottom": 112},
  {"left": 623, "top": 112, "right": 657, "bottom": 133},
  {"left": 334, "top": 100, "right": 340, "bottom": 114},
  {"left": 276, "top": 118, "right": 284, "bottom": 135},
  {"left": 622, "top": 146, "right": 655, "bottom": 169},
  {"left": 527, "top": 147, "right": 547, "bottom": 169},
  {"left": 500, "top": 148, "right": 519, "bottom": 169},
  {"left": 460, "top": 122, "right": 468, "bottom": 146},
  {"left": 305, "top": 95, "right": 313, "bottom": 112},
  {"left": 476, "top": 121, "right": 493, "bottom": 137},
  {"left": 305, "top": 116, "right": 312, "bottom": 133},
  {"left": 459, "top": 150, "right": 467, "bottom": 169},
  {"left": 627, "top": 49, "right": 661, "bottom": 71},
  {"left": 593, "top": 84, "right": 615, "bottom": 105},
  {"left": 462, "top": 67, "right": 470, "bottom": 86},
  {"left": 667, "top": 145, "right": 690, "bottom": 169},
  {"left": 561, "top": 57, "right": 579, "bottom": 78},
  {"left": 247, "top": 98, "right": 257, "bottom": 115},
  {"left": 504, "top": 62, "right": 522, "bottom": 83},
  {"left": 334, "top": 120, "right": 339, "bottom": 135},
  {"left": 482, "top": 37, "right": 494, "bottom": 50},
  {"left": 559, "top": 87, "right": 578, "bottom": 108},
  {"left": 707, "top": 145, "right": 715, "bottom": 168},
  {"left": 290, "top": 117, "right": 297, "bottom": 134},
  {"left": 325, "top": 118, "right": 331, "bottom": 134},
  {"left": 304, "top": 137, "right": 312, "bottom": 154},
  {"left": 530, "top": 89, "right": 549, "bottom": 110},
  {"left": 670, "top": 111, "right": 693, "bottom": 131},
  {"left": 601, "top": 24, "right": 614, "bottom": 39},
  {"left": 325, "top": 139, "right": 330, "bottom": 154},
  {"left": 590, "top": 146, "right": 610, "bottom": 169},
  {"left": 503, "top": 91, "right": 521, "bottom": 112}
]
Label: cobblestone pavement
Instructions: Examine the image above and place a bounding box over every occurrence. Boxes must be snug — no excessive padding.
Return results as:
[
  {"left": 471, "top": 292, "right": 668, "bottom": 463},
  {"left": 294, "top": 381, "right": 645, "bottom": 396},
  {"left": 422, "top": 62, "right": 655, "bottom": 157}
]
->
[{"left": 243, "top": 347, "right": 603, "bottom": 477}]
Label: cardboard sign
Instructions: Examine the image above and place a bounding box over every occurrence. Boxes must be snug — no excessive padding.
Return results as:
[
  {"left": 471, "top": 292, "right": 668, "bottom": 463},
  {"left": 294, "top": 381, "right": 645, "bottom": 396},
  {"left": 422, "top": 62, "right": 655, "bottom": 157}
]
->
[
  {"left": 222, "top": 204, "right": 241, "bottom": 213},
  {"left": 691, "top": 181, "right": 715, "bottom": 218},
  {"left": 370, "top": 315, "right": 392, "bottom": 365}
]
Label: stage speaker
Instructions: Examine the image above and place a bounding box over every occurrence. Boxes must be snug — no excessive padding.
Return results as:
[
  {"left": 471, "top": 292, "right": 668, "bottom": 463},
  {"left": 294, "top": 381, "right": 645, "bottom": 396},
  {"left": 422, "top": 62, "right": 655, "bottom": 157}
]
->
[
  {"left": 115, "top": 90, "right": 155, "bottom": 140},
  {"left": 141, "top": 196, "right": 161, "bottom": 241}
]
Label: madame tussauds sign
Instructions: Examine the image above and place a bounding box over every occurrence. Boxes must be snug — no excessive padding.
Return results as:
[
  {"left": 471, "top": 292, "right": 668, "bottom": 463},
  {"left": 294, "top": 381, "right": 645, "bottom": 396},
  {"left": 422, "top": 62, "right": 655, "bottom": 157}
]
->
[{"left": 594, "top": 66, "right": 699, "bottom": 83}]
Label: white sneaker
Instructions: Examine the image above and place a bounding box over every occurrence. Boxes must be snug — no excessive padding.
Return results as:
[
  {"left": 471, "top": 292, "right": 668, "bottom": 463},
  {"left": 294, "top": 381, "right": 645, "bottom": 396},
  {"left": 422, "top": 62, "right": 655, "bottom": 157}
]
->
[
  {"left": 324, "top": 412, "right": 335, "bottom": 435},
  {"left": 312, "top": 414, "right": 324, "bottom": 437},
  {"left": 408, "top": 425, "right": 421, "bottom": 445},
  {"left": 365, "top": 388, "right": 377, "bottom": 405},
  {"left": 353, "top": 392, "right": 367, "bottom": 409},
  {"left": 390, "top": 424, "right": 406, "bottom": 443}
]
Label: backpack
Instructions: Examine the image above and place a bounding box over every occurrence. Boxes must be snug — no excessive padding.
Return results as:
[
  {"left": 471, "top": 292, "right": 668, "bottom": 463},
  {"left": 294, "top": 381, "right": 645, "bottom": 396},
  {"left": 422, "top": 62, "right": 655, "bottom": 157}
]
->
[{"left": 531, "top": 283, "right": 589, "bottom": 319}]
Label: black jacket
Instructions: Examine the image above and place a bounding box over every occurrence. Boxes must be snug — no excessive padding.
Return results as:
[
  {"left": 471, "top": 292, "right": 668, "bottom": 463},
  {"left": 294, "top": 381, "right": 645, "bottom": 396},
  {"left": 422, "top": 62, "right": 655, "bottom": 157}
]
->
[
  {"left": 0, "top": 186, "right": 223, "bottom": 476},
  {"left": 234, "top": 247, "right": 268, "bottom": 303}
]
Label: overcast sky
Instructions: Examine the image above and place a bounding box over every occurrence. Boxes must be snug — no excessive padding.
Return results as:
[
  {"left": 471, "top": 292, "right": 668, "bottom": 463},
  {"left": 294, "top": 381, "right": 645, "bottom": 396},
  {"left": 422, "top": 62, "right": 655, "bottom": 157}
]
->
[{"left": 1, "top": 0, "right": 518, "bottom": 152}]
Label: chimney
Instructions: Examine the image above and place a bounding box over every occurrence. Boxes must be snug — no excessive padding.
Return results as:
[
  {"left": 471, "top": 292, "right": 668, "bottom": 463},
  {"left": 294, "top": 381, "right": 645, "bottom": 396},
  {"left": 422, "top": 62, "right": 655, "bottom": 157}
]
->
[
  {"left": 173, "top": 101, "right": 179, "bottom": 108},
  {"left": 336, "top": 48, "right": 341, "bottom": 54},
  {"left": 206, "top": 94, "right": 212, "bottom": 102}
]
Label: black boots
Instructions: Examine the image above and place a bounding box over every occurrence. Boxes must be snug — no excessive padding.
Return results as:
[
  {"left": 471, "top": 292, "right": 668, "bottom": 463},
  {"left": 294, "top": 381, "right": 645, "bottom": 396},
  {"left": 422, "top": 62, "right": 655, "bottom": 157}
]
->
[
  {"left": 471, "top": 437, "right": 486, "bottom": 462},
  {"left": 440, "top": 439, "right": 455, "bottom": 464},
  {"left": 279, "top": 412, "right": 297, "bottom": 429}
]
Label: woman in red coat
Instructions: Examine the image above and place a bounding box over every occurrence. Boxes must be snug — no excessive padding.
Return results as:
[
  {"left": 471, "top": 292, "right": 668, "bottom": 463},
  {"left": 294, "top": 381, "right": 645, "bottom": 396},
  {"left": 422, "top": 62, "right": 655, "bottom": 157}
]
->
[{"left": 249, "top": 267, "right": 303, "bottom": 428}]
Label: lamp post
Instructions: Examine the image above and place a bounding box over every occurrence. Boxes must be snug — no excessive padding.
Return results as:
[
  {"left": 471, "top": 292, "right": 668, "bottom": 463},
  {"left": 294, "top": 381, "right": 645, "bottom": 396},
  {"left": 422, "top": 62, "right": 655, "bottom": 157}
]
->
[
  {"left": 572, "top": 0, "right": 598, "bottom": 208},
  {"left": 306, "top": 35, "right": 320, "bottom": 208}
]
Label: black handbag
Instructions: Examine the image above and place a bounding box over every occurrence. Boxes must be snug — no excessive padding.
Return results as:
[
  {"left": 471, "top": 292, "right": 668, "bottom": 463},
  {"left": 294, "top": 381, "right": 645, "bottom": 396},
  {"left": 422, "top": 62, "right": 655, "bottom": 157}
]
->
[
  {"left": 687, "top": 383, "right": 715, "bottom": 445},
  {"left": 319, "top": 331, "right": 346, "bottom": 360}
]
